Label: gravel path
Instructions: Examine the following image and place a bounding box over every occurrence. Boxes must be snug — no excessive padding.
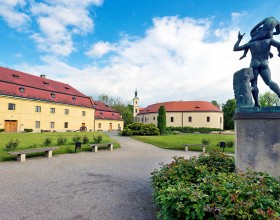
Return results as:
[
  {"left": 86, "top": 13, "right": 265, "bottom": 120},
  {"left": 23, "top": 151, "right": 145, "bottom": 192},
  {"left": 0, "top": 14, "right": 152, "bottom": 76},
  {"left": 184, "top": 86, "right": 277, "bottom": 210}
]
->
[{"left": 0, "top": 132, "right": 199, "bottom": 220}]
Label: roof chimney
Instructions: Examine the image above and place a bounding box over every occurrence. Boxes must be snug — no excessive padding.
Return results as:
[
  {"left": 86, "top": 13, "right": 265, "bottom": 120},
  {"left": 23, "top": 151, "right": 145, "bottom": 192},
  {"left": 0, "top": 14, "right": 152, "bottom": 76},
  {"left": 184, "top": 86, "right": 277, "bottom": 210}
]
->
[{"left": 40, "top": 74, "right": 46, "bottom": 78}]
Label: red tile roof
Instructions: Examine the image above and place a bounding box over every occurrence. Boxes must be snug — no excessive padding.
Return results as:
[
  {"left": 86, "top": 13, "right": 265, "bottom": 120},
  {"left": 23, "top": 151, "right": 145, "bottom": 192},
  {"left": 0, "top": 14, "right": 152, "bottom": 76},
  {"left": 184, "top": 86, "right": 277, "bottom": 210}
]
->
[
  {"left": 0, "top": 66, "right": 93, "bottom": 108},
  {"left": 95, "top": 110, "right": 123, "bottom": 120},
  {"left": 93, "top": 101, "right": 123, "bottom": 120},
  {"left": 138, "top": 101, "right": 221, "bottom": 114}
]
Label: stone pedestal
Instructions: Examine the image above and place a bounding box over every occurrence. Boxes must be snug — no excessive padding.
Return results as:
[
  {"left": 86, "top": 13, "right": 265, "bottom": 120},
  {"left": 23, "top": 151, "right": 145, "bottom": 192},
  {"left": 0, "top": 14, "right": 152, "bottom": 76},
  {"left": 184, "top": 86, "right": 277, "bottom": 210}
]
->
[{"left": 234, "top": 112, "right": 280, "bottom": 180}]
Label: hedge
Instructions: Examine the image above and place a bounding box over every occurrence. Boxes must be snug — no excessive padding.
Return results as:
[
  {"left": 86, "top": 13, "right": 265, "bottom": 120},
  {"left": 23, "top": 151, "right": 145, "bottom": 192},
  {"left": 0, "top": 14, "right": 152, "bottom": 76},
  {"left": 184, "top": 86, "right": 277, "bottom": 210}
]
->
[
  {"left": 122, "top": 123, "right": 160, "bottom": 136},
  {"left": 168, "top": 126, "right": 222, "bottom": 134}
]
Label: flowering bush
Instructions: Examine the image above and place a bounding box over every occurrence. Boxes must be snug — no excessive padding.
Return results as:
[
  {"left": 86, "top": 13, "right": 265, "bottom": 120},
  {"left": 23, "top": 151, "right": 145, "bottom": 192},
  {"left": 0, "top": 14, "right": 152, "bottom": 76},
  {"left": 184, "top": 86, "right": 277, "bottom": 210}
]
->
[{"left": 151, "top": 151, "right": 280, "bottom": 219}]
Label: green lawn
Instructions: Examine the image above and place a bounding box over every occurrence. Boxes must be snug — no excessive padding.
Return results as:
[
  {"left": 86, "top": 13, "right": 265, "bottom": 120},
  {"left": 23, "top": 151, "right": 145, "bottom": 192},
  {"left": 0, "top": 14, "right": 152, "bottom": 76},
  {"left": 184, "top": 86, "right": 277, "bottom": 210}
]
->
[
  {"left": 132, "top": 133, "right": 235, "bottom": 153},
  {"left": 0, "top": 132, "right": 120, "bottom": 162}
]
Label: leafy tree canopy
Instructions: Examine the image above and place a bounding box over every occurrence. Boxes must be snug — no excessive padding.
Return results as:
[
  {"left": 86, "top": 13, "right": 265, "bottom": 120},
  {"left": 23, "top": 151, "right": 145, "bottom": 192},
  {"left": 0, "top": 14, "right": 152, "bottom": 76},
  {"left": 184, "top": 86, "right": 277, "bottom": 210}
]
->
[
  {"left": 211, "top": 100, "right": 220, "bottom": 109},
  {"left": 259, "top": 91, "right": 280, "bottom": 107},
  {"left": 98, "top": 94, "right": 133, "bottom": 126},
  {"left": 222, "top": 98, "right": 236, "bottom": 130}
]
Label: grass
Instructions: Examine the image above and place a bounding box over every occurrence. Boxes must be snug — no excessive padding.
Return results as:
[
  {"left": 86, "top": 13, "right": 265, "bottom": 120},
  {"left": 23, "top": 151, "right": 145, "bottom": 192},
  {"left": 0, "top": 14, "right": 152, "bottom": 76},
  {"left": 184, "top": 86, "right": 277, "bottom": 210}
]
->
[
  {"left": 0, "top": 132, "right": 120, "bottom": 162},
  {"left": 132, "top": 133, "right": 235, "bottom": 153}
]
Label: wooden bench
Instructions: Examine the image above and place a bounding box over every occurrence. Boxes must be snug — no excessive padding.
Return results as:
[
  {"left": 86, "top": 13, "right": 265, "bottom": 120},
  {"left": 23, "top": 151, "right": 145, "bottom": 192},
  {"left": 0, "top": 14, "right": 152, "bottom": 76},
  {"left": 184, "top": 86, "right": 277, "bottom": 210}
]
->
[
  {"left": 88, "top": 143, "right": 113, "bottom": 152},
  {"left": 182, "top": 144, "right": 208, "bottom": 152},
  {"left": 8, "top": 147, "right": 58, "bottom": 162}
]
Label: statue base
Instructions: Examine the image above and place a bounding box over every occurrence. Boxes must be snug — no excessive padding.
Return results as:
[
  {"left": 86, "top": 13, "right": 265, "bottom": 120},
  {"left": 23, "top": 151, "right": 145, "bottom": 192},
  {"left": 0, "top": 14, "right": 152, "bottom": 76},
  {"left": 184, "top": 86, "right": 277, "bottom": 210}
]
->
[{"left": 234, "top": 111, "right": 280, "bottom": 181}]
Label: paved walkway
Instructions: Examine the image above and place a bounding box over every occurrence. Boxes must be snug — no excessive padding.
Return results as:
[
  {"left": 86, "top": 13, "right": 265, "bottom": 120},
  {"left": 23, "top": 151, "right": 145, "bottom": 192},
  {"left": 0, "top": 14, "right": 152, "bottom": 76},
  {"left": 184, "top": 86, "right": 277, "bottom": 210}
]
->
[{"left": 0, "top": 132, "right": 200, "bottom": 220}]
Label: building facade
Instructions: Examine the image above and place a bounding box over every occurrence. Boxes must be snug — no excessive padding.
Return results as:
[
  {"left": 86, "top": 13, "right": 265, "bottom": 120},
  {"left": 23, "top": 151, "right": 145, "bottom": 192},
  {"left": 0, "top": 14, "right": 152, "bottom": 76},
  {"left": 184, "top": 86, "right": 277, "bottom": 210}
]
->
[
  {"left": 93, "top": 101, "right": 124, "bottom": 131},
  {"left": 134, "top": 96, "right": 223, "bottom": 129},
  {"left": 0, "top": 67, "right": 95, "bottom": 132}
]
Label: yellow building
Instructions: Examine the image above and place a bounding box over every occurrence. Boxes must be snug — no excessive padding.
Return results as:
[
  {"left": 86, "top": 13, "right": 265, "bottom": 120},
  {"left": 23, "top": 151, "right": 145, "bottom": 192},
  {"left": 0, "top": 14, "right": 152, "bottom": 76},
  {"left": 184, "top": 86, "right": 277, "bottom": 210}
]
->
[
  {"left": 93, "top": 101, "right": 124, "bottom": 131},
  {"left": 133, "top": 92, "right": 223, "bottom": 129},
  {"left": 0, "top": 66, "right": 95, "bottom": 132}
]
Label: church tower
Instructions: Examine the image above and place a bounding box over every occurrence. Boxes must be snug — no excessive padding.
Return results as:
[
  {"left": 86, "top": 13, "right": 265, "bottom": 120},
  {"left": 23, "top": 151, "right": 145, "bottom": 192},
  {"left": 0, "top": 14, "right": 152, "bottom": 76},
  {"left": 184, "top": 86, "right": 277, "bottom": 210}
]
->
[{"left": 133, "top": 90, "right": 139, "bottom": 121}]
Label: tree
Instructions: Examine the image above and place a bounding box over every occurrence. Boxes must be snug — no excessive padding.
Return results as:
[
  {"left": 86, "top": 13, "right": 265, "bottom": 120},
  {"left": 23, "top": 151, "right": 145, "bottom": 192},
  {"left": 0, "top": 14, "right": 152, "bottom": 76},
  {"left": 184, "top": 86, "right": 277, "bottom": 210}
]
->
[
  {"left": 222, "top": 99, "right": 236, "bottom": 130},
  {"left": 211, "top": 100, "right": 220, "bottom": 109},
  {"left": 98, "top": 94, "right": 111, "bottom": 105},
  {"left": 259, "top": 91, "right": 280, "bottom": 107},
  {"left": 98, "top": 94, "right": 133, "bottom": 126},
  {"left": 157, "top": 105, "right": 166, "bottom": 135}
]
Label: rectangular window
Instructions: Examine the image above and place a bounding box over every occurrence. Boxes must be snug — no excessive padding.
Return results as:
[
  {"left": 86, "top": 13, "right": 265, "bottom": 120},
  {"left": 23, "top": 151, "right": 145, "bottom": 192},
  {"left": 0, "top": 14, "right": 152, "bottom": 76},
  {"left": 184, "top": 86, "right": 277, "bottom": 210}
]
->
[
  {"left": 64, "top": 122, "right": 68, "bottom": 128},
  {"left": 35, "top": 106, "right": 41, "bottom": 112},
  {"left": 188, "top": 116, "right": 192, "bottom": 122},
  {"left": 98, "top": 123, "right": 101, "bottom": 128},
  {"left": 50, "top": 108, "right": 55, "bottom": 114},
  {"left": 153, "top": 117, "right": 156, "bottom": 120},
  {"left": 8, "top": 103, "right": 16, "bottom": 110},
  {"left": 171, "top": 117, "right": 174, "bottom": 122},
  {"left": 82, "top": 111, "right": 86, "bottom": 116},
  {"left": 135, "top": 109, "right": 138, "bottom": 113},
  {"left": 50, "top": 122, "right": 55, "bottom": 128},
  {"left": 65, "top": 109, "right": 69, "bottom": 115},
  {"left": 207, "top": 116, "right": 210, "bottom": 122},
  {"left": 35, "top": 121, "right": 40, "bottom": 129},
  {"left": 141, "top": 118, "right": 143, "bottom": 122}
]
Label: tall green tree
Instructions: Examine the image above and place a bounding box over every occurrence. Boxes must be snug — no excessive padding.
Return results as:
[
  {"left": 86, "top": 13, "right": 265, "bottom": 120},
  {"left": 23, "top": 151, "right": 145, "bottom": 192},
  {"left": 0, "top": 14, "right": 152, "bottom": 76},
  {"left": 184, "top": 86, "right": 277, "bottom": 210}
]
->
[
  {"left": 98, "top": 94, "right": 133, "bottom": 126},
  {"left": 157, "top": 105, "right": 166, "bottom": 135},
  {"left": 222, "top": 99, "right": 236, "bottom": 130},
  {"left": 259, "top": 91, "right": 280, "bottom": 107},
  {"left": 211, "top": 100, "right": 220, "bottom": 109}
]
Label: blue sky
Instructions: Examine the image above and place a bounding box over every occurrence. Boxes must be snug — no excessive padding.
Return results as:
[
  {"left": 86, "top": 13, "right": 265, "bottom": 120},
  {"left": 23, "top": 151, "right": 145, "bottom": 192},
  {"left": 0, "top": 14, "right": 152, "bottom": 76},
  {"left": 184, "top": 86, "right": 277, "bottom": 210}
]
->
[{"left": 1, "top": 0, "right": 280, "bottom": 107}]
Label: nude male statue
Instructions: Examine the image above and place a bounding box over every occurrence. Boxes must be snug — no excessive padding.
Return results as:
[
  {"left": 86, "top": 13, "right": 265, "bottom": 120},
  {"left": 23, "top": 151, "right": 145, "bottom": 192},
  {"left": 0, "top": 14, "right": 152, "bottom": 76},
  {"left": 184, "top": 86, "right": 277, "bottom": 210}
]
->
[
  {"left": 239, "top": 17, "right": 280, "bottom": 60},
  {"left": 233, "top": 31, "right": 280, "bottom": 107}
]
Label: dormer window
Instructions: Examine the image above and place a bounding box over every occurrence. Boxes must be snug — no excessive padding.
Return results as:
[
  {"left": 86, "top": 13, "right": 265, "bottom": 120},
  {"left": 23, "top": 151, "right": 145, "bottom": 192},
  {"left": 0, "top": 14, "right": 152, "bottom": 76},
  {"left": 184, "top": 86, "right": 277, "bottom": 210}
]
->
[
  {"left": 43, "top": 81, "right": 49, "bottom": 86},
  {"left": 12, "top": 74, "right": 19, "bottom": 79},
  {"left": 72, "top": 97, "right": 76, "bottom": 102},
  {"left": 65, "top": 87, "right": 70, "bottom": 90},
  {"left": 195, "top": 105, "right": 200, "bottom": 109},
  {"left": 19, "top": 87, "right": 25, "bottom": 93},
  {"left": 51, "top": 93, "right": 55, "bottom": 98}
]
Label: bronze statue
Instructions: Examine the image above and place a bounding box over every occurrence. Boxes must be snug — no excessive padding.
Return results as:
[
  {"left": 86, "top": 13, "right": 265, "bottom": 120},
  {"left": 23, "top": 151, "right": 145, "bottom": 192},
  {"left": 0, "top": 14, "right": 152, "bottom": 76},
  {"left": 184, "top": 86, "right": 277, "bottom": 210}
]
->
[{"left": 233, "top": 17, "right": 280, "bottom": 107}]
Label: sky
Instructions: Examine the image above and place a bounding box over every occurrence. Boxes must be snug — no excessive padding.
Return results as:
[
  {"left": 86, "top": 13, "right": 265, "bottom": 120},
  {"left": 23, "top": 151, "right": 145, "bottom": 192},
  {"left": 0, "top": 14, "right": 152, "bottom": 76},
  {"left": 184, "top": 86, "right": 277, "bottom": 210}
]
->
[{"left": 1, "top": 0, "right": 280, "bottom": 107}]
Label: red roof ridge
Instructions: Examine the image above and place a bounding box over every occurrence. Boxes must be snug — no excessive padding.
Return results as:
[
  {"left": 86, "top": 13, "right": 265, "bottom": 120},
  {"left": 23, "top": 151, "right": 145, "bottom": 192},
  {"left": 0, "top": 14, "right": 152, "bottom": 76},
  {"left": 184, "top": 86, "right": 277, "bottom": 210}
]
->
[{"left": 138, "top": 100, "right": 221, "bottom": 114}]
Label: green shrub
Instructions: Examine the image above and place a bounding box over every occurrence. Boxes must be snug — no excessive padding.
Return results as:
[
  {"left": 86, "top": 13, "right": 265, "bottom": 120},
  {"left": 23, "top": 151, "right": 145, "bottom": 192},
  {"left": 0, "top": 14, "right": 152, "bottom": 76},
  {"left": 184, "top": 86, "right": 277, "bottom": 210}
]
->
[
  {"left": 225, "top": 140, "right": 234, "bottom": 147},
  {"left": 72, "top": 135, "right": 81, "bottom": 143},
  {"left": 0, "top": 128, "right": 4, "bottom": 132},
  {"left": 93, "top": 135, "right": 103, "bottom": 143},
  {"left": 151, "top": 151, "right": 280, "bottom": 220},
  {"left": 24, "top": 128, "right": 33, "bottom": 132},
  {"left": 43, "top": 137, "right": 52, "bottom": 146},
  {"left": 82, "top": 135, "right": 89, "bottom": 144},
  {"left": 57, "top": 136, "right": 67, "bottom": 146},
  {"left": 5, "top": 139, "right": 20, "bottom": 150},
  {"left": 168, "top": 126, "right": 222, "bottom": 134},
  {"left": 122, "top": 128, "right": 132, "bottom": 136},
  {"left": 201, "top": 138, "right": 210, "bottom": 145},
  {"left": 29, "top": 143, "right": 38, "bottom": 148},
  {"left": 122, "top": 123, "right": 160, "bottom": 136}
]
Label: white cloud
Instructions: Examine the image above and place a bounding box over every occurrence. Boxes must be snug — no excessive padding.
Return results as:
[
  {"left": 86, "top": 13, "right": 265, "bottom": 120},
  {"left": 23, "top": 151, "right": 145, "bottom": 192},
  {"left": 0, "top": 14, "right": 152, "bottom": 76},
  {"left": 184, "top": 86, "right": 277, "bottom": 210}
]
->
[
  {"left": 0, "top": 0, "right": 103, "bottom": 57},
  {"left": 17, "top": 15, "right": 280, "bottom": 107},
  {"left": 86, "top": 41, "right": 116, "bottom": 58},
  {"left": 29, "top": 1, "right": 102, "bottom": 56},
  {"left": 0, "top": 0, "right": 30, "bottom": 31}
]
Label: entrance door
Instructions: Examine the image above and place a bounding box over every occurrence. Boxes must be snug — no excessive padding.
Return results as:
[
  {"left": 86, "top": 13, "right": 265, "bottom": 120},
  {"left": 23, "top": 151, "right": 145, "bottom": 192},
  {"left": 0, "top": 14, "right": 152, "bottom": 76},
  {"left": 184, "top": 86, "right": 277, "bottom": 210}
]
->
[
  {"left": 109, "top": 123, "right": 112, "bottom": 131},
  {"left": 4, "top": 120, "right": 18, "bottom": 133}
]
